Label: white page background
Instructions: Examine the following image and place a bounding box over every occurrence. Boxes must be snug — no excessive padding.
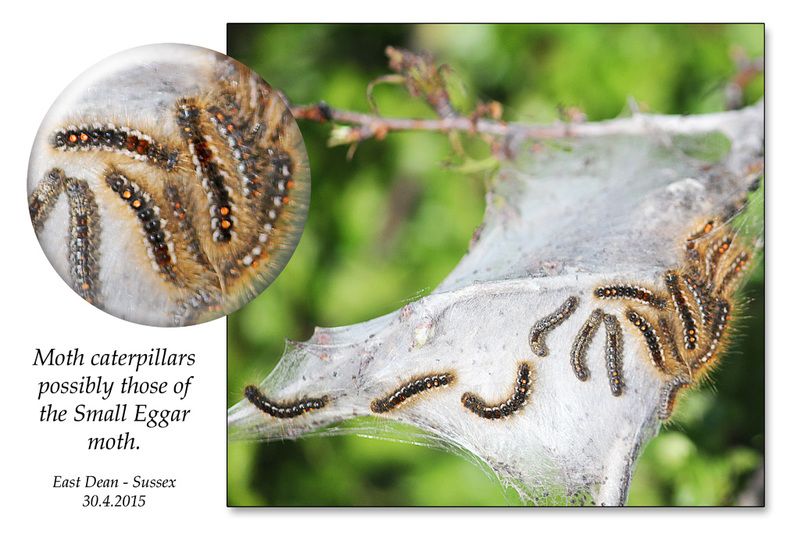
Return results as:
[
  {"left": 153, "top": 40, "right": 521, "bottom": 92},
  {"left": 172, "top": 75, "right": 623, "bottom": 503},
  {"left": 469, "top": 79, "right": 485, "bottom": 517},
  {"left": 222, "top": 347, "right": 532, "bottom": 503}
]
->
[{"left": 1, "top": 2, "right": 792, "bottom": 531}]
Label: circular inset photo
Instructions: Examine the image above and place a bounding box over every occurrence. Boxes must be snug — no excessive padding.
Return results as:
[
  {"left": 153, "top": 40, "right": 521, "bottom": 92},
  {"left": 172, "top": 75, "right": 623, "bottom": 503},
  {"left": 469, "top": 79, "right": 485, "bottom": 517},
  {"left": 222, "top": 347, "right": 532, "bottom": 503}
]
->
[{"left": 28, "top": 43, "right": 310, "bottom": 327}]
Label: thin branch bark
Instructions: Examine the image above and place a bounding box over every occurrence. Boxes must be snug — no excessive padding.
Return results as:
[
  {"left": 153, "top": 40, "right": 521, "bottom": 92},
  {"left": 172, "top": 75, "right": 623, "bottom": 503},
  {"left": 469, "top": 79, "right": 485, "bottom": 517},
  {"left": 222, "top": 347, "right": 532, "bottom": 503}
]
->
[{"left": 288, "top": 46, "right": 764, "bottom": 160}]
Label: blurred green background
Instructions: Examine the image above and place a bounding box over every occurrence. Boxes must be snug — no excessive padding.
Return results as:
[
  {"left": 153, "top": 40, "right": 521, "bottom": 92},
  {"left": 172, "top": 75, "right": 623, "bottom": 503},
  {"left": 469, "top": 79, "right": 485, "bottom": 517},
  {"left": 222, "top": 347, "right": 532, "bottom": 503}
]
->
[{"left": 226, "top": 23, "right": 764, "bottom": 506}]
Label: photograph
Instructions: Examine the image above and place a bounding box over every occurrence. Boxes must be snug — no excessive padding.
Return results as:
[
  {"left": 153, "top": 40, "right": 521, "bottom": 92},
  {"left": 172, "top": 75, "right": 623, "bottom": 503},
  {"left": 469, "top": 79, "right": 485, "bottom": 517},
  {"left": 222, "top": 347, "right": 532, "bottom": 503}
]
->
[{"left": 224, "top": 23, "right": 765, "bottom": 507}]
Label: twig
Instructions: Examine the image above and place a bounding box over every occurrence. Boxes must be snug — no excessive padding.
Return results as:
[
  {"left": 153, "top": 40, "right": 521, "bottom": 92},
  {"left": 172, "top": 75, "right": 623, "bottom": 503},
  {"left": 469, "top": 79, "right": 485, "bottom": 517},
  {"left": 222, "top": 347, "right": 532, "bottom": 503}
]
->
[
  {"left": 291, "top": 100, "right": 763, "bottom": 158},
  {"left": 288, "top": 46, "right": 764, "bottom": 161},
  {"left": 289, "top": 46, "right": 517, "bottom": 157},
  {"left": 290, "top": 103, "right": 516, "bottom": 138}
]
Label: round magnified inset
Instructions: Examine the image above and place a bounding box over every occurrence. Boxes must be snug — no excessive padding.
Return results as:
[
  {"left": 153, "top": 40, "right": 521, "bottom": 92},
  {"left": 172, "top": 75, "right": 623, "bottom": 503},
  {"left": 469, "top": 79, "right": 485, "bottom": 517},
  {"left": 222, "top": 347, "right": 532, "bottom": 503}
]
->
[{"left": 28, "top": 43, "right": 310, "bottom": 327}]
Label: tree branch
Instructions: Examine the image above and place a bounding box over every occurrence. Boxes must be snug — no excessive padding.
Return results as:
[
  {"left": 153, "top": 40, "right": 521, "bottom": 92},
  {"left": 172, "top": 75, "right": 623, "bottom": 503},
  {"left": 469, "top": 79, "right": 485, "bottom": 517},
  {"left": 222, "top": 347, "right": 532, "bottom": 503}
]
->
[{"left": 288, "top": 46, "right": 764, "bottom": 161}]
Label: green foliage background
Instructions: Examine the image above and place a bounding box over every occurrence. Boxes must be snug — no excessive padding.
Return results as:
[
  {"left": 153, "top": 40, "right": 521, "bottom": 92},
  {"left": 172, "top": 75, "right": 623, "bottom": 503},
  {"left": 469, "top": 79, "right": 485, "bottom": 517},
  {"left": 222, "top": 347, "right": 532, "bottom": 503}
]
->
[{"left": 226, "top": 24, "right": 764, "bottom": 506}]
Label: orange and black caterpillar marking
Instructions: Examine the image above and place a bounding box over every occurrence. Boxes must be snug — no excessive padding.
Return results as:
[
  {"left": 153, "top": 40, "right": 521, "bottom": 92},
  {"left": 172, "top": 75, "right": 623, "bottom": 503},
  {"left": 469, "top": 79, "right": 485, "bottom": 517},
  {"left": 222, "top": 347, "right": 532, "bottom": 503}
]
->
[
  {"left": 371, "top": 372, "right": 454, "bottom": 413},
  {"left": 29, "top": 168, "right": 68, "bottom": 233},
  {"left": 570, "top": 309, "right": 603, "bottom": 381},
  {"left": 659, "top": 376, "right": 691, "bottom": 421},
  {"left": 176, "top": 97, "right": 236, "bottom": 243},
  {"left": 657, "top": 316, "right": 683, "bottom": 370},
  {"left": 163, "top": 182, "right": 213, "bottom": 273},
  {"left": 665, "top": 271, "right": 699, "bottom": 351},
  {"left": 530, "top": 296, "right": 578, "bottom": 357},
  {"left": 594, "top": 284, "right": 667, "bottom": 310},
  {"left": 589, "top": 218, "right": 755, "bottom": 419},
  {"left": 105, "top": 170, "right": 178, "bottom": 281},
  {"left": 206, "top": 103, "right": 273, "bottom": 200},
  {"left": 462, "top": 363, "right": 532, "bottom": 420},
  {"left": 625, "top": 309, "right": 665, "bottom": 373},
  {"left": 603, "top": 314, "right": 624, "bottom": 397},
  {"left": 244, "top": 384, "right": 329, "bottom": 418},
  {"left": 682, "top": 269, "right": 715, "bottom": 327},
  {"left": 717, "top": 251, "right": 750, "bottom": 296},
  {"left": 66, "top": 177, "right": 102, "bottom": 306},
  {"left": 52, "top": 123, "right": 180, "bottom": 171},
  {"left": 704, "top": 236, "right": 733, "bottom": 280},
  {"left": 690, "top": 297, "right": 730, "bottom": 370},
  {"left": 29, "top": 169, "right": 103, "bottom": 306}
]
